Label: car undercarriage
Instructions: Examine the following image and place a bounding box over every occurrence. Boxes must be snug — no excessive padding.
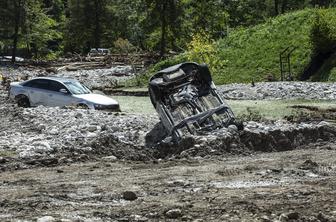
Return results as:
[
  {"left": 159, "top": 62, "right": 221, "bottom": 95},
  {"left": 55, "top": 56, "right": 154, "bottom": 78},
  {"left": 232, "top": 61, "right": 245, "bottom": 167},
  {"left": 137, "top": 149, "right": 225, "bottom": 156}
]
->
[{"left": 149, "top": 62, "right": 242, "bottom": 142}]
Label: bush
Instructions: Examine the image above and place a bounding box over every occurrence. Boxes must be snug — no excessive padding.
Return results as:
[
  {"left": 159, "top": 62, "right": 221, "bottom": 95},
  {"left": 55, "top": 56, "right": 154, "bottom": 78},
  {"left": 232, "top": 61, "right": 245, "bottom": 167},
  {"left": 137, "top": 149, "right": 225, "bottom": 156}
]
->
[
  {"left": 310, "top": 9, "right": 336, "bottom": 55},
  {"left": 328, "top": 67, "right": 336, "bottom": 82},
  {"left": 113, "top": 38, "right": 136, "bottom": 53}
]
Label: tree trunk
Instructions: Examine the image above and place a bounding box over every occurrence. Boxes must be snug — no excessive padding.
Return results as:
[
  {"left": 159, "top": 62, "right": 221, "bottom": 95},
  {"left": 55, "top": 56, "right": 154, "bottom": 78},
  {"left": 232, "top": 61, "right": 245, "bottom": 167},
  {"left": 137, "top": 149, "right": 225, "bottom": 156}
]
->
[
  {"left": 281, "top": 0, "right": 288, "bottom": 14},
  {"left": 93, "top": 0, "right": 101, "bottom": 49},
  {"left": 274, "top": 0, "right": 279, "bottom": 15},
  {"left": 12, "top": 0, "right": 22, "bottom": 63},
  {"left": 160, "top": 1, "right": 167, "bottom": 57}
]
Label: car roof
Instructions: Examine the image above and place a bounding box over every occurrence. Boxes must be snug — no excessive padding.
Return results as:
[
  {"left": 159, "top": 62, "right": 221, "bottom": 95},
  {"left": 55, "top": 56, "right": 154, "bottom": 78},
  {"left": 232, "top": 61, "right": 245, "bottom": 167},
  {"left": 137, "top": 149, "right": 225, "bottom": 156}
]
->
[{"left": 30, "top": 76, "right": 78, "bottom": 83}]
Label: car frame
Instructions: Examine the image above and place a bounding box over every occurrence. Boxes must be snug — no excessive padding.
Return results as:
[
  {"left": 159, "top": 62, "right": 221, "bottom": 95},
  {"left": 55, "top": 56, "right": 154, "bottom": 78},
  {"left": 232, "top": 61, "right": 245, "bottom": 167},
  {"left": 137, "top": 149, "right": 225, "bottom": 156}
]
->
[
  {"left": 149, "top": 62, "right": 241, "bottom": 142},
  {"left": 9, "top": 76, "right": 120, "bottom": 111}
]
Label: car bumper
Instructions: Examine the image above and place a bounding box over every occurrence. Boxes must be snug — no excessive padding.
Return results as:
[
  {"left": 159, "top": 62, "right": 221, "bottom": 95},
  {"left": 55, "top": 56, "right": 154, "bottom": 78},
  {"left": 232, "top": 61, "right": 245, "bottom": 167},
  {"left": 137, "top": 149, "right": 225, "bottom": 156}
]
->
[{"left": 94, "top": 104, "right": 120, "bottom": 112}]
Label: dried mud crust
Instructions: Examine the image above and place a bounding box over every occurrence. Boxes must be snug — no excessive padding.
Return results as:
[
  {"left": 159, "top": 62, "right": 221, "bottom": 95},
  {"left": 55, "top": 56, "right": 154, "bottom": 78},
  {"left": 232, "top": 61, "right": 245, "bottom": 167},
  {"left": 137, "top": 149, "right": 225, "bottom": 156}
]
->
[{"left": 1, "top": 149, "right": 336, "bottom": 221}]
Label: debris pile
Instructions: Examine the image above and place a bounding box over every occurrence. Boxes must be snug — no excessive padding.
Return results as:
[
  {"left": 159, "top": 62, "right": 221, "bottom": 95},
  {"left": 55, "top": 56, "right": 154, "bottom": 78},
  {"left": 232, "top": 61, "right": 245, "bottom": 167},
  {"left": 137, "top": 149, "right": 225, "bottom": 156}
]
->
[
  {"left": 220, "top": 82, "right": 336, "bottom": 100},
  {"left": 1, "top": 95, "right": 335, "bottom": 163},
  {"left": 0, "top": 65, "right": 134, "bottom": 90},
  {"left": 152, "top": 121, "right": 336, "bottom": 159}
]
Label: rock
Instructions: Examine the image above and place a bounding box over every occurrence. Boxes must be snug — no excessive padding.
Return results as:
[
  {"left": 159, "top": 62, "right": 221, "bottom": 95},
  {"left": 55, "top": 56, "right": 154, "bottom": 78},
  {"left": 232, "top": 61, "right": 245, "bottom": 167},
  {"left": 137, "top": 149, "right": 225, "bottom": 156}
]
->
[
  {"left": 0, "top": 157, "right": 7, "bottom": 164},
  {"left": 228, "top": 125, "right": 238, "bottom": 134},
  {"left": 75, "top": 112, "right": 83, "bottom": 118},
  {"left": 317, "top": 212, "right": 330, "bottom": 222},
  {"left": 32, "top": 141, "right": 52, "bottom": 152},
  {"left": 102, "top": 155, "right": 118, "bottom": 161},
  {"left": 165, "top": 208, "right": 182, "bottom": 219},
  {"left": 287, "top": 212, "right": 299, "bottom": 220},
  {"left": 181, "top": 215, "right": 193, "bottom": 221},
  {"left": 279, "top": 213, "right": 288, "bottom": 222},
  {"left": 87, "top": 125, "right": 98, "bottom": 132},
  {"left": 123, "top": 191, "right": 138, "bottom": 201},
  {"left": 260, "top": 215, "right": 271, "bottom": 222},
  {"left": 299, "top": 159, "right": 318, "bottom": 170},
  {"left": 37, "top": 216, "right": 56, "bottom": 222},
  {"left": 86, "top": 132, "right": 97, "bottom": 138},
  {"left": 130, "top": 215, "right": 148, "bottom": 221},
  {"left": 279, "top": 212, "right": 299, "bottom": 221}
]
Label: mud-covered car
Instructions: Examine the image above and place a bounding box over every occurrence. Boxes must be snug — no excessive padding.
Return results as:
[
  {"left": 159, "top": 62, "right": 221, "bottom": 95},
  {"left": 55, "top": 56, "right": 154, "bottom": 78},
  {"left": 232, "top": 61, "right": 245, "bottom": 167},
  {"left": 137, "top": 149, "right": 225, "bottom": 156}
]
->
[
  {"left": 9, "top": 77, "right": 120, "bottom": 111},
  {"left": 149, "top": 62, "right": 242, "bottom": 142}
]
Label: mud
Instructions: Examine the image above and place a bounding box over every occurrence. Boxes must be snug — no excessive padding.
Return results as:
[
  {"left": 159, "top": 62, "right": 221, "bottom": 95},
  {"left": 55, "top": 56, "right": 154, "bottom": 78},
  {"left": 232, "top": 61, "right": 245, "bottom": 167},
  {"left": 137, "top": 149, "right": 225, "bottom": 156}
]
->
[
  {"left": 1, "top": 68, "right": 336, "bottom": 221},
  {"left": 1, "top": 150, "right": 336, "bottom": 221}
]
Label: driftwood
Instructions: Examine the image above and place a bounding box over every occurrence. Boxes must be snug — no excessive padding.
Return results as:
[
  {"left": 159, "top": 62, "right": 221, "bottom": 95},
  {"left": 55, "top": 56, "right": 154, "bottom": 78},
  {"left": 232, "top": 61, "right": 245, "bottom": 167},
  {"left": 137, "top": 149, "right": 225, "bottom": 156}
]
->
[{"left": 2, "top": 53, "right": 162, "bottom": 75}]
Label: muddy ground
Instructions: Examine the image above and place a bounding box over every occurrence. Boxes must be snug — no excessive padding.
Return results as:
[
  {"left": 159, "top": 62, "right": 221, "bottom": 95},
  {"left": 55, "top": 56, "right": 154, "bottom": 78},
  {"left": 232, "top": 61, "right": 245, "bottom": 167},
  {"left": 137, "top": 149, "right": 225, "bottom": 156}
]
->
[{"left": 1, "top": 67, "right": 336, "bottom": 221}]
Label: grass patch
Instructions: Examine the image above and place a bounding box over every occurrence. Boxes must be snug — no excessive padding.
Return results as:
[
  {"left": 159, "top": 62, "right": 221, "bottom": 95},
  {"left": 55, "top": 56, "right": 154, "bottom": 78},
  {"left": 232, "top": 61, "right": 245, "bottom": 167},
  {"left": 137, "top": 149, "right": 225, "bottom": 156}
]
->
[
  {"left": 114, "top": 96, "right": 155, "bottom": 114},
  {"left": 114, "top": 95, "right": 336, "bottom": 120},
  {"left": 0, "top": 150, "right": 17, "bottom": 158}
]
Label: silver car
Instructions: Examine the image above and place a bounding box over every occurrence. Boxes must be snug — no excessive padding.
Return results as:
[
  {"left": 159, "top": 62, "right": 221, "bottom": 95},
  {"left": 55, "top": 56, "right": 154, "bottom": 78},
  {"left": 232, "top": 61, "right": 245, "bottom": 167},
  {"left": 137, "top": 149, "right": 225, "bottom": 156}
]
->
[{"left": 9, "top": 77, "right": 120, "bottom": 111}]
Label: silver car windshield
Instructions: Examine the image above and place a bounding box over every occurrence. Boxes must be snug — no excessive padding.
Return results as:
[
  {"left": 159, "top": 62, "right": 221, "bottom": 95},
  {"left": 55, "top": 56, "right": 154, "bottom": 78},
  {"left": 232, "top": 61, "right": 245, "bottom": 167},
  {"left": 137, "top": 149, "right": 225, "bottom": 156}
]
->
[{"left": 64, "top": 81, "right": 91, "bottom": 95}]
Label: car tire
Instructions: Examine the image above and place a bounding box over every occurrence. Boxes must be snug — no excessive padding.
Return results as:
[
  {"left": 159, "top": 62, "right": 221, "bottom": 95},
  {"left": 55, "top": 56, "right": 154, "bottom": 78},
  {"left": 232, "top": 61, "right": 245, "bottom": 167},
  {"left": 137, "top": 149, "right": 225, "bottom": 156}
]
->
[
  {"left": 17, "top": 95, "right": 30, "bottom": 108},
  {"left": 76, "top": 103, "right": 89, "bottom": 109}
]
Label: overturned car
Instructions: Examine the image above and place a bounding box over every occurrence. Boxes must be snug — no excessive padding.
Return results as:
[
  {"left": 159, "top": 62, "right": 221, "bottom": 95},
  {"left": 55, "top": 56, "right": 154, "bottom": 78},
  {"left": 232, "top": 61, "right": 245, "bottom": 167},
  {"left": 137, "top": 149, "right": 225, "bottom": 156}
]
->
[{"left": 149, "top": 62, "right": 242, "bottom": 142}]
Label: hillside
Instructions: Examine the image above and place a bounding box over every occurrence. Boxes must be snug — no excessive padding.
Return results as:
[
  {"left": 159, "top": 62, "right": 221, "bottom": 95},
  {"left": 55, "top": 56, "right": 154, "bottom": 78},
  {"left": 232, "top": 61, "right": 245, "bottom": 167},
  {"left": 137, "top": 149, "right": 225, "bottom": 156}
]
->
[{"left": 135, "top": 8, "right": 336, "bottom": 86}]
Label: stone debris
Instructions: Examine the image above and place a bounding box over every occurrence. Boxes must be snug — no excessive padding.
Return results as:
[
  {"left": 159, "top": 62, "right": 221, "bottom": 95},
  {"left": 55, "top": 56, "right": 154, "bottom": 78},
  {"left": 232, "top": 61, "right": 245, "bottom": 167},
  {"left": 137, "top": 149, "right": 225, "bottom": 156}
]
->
[
  {"left": 165, "top": 208, "right": 183, "bottom": 219},
  {"left": 219, "top": 82, "right": 336, "bottom": 100},
  {"left": 1, "top": 68, "right": 336, "bottom": 163},
  {"left": 37, "top": 216, "right": 56, "bottom": 222},
  {"left": 122, "top": 191, "right": 138, "bottom": 201},
  {"left": 0, "top": 65, "right": 134, "bottom": 90},
  {"left": 0, "top": 100, "right": 335, "bottom": 161}
]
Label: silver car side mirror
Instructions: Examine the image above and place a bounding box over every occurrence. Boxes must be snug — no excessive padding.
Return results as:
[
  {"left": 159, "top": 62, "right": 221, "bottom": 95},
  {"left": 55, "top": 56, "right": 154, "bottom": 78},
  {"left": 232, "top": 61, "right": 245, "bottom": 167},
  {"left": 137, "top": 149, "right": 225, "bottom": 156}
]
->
[{"left": 59, "top": 89, "right": 68, "bottom": 94}]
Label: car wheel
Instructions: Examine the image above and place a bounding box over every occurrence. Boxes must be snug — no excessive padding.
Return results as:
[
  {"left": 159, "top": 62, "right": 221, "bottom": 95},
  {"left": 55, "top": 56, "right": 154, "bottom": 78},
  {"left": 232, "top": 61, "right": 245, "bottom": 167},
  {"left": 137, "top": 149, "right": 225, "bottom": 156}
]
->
[
  {"left": 76, "top": 103, "right": 89, "bottom": 109},
  {"left": 17, "top": 95, "right": 30, "bottom": 108}
]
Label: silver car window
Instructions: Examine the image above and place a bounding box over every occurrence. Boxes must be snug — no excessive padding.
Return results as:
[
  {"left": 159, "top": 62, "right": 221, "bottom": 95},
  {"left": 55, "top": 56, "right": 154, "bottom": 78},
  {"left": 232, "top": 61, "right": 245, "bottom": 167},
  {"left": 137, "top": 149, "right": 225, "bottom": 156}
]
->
[
  {"left": 24, "top": 79, "right": 49, "bottom": 90},
  {"left": 64, "top": 81, "right": 91, "bottom": 95},
  {"left": 48, "top": 80, "right": 67, "bottom": 92}
]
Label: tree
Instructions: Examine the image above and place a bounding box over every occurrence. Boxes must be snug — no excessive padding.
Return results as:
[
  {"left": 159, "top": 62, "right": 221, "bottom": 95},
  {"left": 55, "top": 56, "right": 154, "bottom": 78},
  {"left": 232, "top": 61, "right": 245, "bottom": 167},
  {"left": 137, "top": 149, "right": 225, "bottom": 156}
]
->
[
  {"left": 143, "top": 0, "right": 183, "bottom": 56},
  {"left": 23, "top": 0, "right": 61, "bottom": 58}
]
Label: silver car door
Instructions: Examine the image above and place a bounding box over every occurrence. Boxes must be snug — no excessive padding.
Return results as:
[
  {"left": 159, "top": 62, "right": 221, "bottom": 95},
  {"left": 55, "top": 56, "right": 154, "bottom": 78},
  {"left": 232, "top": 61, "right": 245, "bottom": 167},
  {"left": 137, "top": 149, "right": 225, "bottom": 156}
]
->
[
  {"left": 25, "top": 79, "right": 50, "bottom": 106},
  {"left": 47, "top": 80, "right": 74, "bottom": 107}
]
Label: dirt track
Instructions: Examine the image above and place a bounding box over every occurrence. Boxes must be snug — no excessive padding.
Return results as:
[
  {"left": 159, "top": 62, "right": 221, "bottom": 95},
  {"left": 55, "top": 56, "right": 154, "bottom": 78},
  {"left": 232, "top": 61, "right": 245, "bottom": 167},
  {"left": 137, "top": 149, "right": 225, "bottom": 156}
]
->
[{"left": 1, "top": 147, "right": 336, "bottom": 222}]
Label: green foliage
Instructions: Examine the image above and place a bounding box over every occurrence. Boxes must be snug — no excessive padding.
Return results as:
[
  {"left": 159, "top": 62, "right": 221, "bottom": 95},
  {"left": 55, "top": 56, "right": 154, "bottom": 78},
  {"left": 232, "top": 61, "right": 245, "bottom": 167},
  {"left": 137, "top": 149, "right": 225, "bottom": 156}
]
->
[
  {"left": 113, "top": 38, "right": 136, "bottom": 53},
  {"left": 1, "top": 0, "right": 336, "bottom": 63},
  {"left": 328, "top": 67, "right": 336, "bottom": 81},
  {"left": 212, "top": 9, "right": 318, "bottom": 84},
  {"left": 187, "top": 32, "right": 228, "bottom": 75},
  {"left": 310, "top": 9, "right": 336, "bottom": 55},
  {"left": 311, "top": 52, "right": 336, "bottom": 81},
  {"left": 25, "top": 0, "right": 62, "bottom": 58},
  {"left": 148, "top": 8, "right": 336, "bottom": 85}
]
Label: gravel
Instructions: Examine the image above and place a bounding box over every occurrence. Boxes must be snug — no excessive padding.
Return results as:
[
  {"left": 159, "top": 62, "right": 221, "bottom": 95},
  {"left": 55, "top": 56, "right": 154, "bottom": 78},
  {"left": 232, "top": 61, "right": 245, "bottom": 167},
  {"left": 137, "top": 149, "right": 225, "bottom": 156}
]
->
[
  {"left": 1, "top": 94, "right": 335, "bottom": 161},
  {"left": 219, "top": 82, "right": 336, "bottom": 100}
]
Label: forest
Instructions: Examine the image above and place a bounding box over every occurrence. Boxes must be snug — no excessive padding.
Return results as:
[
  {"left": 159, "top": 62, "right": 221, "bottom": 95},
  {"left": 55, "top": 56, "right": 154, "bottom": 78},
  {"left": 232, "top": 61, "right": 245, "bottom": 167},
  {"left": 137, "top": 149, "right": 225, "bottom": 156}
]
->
[{"left": 0, "top": 0, "right": 336, "bottom": 62}]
